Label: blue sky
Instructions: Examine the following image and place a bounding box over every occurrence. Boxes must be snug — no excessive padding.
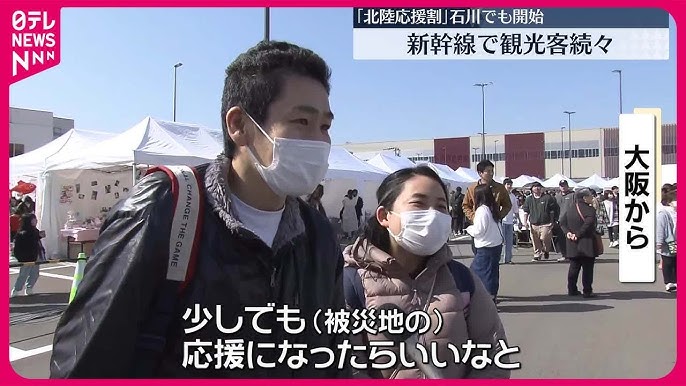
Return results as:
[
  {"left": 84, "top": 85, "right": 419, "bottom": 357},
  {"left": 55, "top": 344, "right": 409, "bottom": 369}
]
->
[{"left": 9, "top": 8, "right": 676, "bottom": 145}]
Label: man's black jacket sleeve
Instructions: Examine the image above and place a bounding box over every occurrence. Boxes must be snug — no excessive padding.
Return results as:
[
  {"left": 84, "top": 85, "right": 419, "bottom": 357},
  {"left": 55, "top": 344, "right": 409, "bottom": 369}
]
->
[{"left": 50, "top": 172, "right": 174, "bottom": 378}]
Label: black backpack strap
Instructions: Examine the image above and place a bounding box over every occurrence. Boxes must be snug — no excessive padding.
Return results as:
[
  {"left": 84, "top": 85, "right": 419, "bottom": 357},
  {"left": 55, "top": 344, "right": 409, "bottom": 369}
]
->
[
  {"left": 447, "top": 260, "right": 475, "bottom": 316},
  {"left": 132, "top": 165, "right": 205, "bottom": 377},
  {"left": 343, "top": 266, "right": 365, "bottom": 310}
]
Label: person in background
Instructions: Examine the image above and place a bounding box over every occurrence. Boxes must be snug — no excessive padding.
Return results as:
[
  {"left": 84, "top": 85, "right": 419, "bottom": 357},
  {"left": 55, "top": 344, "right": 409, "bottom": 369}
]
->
[
  {"left": 307, "top": 183, "right": 327, "bottom": 218},
  {"left": 343, "top": 166, "right": 510, "bottom": 379},
  {"left": 603, "top": 191, "right": 619, "bottom": 248},
  {"left": 462, "top": 160, "right": 512, "bottom": 224},
  {"left": 11, "top": 213, "right": 45, "bottom": 297},
  {"left": 20, "top": 196, "right": 36, "bottom": 214},
  {"left": 10, "top": 206, "right": 24, "bottom": 242},
  {"left": 560, "top": 188, "right": 600, "bottom": 298},
  {"left": 10, "top": 196, "right": 19, "bottom": 212},
  {"left": 514, "top": 195, "right": 530, "bottom": 245},
  {"left": 522, "top": 182, "right": 560, "bottom": 261},
  {"left": 466, "top": 184, "right": 505, "bottom": 303},
  {"left": 501, "top": 179, "right": 518, "bottom": 264},
  {"left": 611, "top": 185, "right": 619, "bottom": 198},
  {"left": 451, "top": 187, "right": 466, "bottom": 236},
  {"left": 462, "top": 160, "right": 511, "bottom": 255},
  {"left": 655, "top": 184, "right": 677, "bottom": 276},
  {"left": 353, "top": 189, "right": 364, "bottom": 227},
  {"left": 555, "top": 180, "right": 575, "bottom": 262},
  {"left": 341, "top": 189, "right": 359, "bottom": 240}
]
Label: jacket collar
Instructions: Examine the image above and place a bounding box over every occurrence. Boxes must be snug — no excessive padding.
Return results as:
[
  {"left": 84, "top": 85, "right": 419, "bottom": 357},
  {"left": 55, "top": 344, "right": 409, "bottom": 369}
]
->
[
  {"left": 343, "top": 238, "right": 454, "bottom": 281},
  {"left": 203, "top": 154, "right": 306, "bottom": 251}
]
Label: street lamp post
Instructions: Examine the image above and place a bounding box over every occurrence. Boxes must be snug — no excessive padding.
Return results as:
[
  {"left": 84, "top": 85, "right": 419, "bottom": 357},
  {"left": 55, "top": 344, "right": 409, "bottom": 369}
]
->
[
  {"left": 474, "top": 82, "right": 492, "bottom": 158},
  {"left": 172, "top": 62, "right": 183, "bottom": 122},
  {"left": 563, "top": 111, "right": 576, "bottom": 178},
  {"left": 264, "top": 8, "right": 270, "bottom": 41},
  {"left": 612, "top": 69, "right": 623, "bottom": 115},
  {"left": 560, "top": 126, "right": 565, "bottom": 175}
]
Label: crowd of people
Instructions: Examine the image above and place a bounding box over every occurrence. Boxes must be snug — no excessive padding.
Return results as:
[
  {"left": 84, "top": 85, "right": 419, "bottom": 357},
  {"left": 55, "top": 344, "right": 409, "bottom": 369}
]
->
[{"left": 4, "top": 40, "right": 671, "bottom": 379}]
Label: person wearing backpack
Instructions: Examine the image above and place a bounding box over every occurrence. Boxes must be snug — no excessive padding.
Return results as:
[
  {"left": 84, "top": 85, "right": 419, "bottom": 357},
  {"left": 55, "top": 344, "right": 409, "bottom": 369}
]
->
[
  {"left": 50, "top": 41, "right": 350, "bottom": 379},
  {"left": 342, "top": 166, "right": 510, "bottom": 379}
]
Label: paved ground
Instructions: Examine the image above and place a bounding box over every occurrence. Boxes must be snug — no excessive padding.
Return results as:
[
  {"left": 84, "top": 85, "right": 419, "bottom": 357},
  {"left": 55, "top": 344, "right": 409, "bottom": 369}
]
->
[{"left": 8, "top": 239, "right": 676, "bottom": 379}]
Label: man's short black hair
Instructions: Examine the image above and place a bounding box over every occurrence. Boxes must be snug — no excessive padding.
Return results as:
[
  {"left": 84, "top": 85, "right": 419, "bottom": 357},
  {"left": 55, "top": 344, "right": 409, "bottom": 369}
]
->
[
  {"left": 503, "top": 178, "right": 513, "bottom": 185},
  {"left": 220, "top": 40, "right": 332, "bottom": 156},
  {"left": 476, "top": 160, "right": 494, "bottom": 173}
]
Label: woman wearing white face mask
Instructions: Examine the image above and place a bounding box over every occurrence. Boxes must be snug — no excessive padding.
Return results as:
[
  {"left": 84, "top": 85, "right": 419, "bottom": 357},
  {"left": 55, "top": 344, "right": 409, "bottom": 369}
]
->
[
  {"left": 465, "top": 184, "right": 505, "bottom": 303},
  {"left": 342, "top": 166, "right": 510, "bottom": 379}
]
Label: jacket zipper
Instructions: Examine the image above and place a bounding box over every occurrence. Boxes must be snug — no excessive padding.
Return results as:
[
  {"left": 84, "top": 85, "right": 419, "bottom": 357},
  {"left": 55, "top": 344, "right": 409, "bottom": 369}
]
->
[{"left": 270, "top": 266, "right": 277, "bottom": 288}]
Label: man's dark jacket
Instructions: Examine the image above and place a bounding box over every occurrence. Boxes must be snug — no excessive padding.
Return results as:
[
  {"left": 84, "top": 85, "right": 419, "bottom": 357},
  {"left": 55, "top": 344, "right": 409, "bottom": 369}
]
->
[{"left": 49, "top": 156, "right": 351, "bottom": 378}]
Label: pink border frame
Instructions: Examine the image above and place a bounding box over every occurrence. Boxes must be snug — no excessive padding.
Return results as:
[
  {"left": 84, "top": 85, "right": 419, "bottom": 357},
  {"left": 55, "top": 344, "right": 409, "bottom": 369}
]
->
[{"left": 1, "top": 1, "right": 682, "bottom": 384}]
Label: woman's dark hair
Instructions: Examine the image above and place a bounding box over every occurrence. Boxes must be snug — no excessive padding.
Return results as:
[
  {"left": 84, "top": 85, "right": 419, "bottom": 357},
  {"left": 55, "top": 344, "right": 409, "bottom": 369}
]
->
[
  {"left": 473, "top": 184, "right": 499, "bottom": 222},
  {"left": 357, "top": 166, "right": 447, "bottom": 255},
  {"left": 19, "top": 213, "right": 37, "bottom": 231},
  {"left": 661, "top": 189, "right": 676, "bottom": 206}
]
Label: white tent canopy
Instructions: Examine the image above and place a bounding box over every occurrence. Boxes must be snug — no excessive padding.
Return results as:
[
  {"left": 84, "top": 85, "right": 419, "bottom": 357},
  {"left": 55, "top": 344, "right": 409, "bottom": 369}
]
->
[
  {"left": 47, "top": 117, "right": 222, "bottom": 171},
  {"left": 577, "top": 174, "right": 608, "bottom": 190},
  {"left": 455, "top": 167, "right": 479, "bottom": 182},
  {"left": 417, "top": 162, "right": 472, "bottom": 190},
  {"left": 326, "top": 147, "right": 389, "bottom": 182},
  {"left": 543, "top": 174, "right": 578, "bottom": 188},
  {"left": 512, "top": 175, "right": 542, "bottom": 188},
  {"left": 366, "top": 153, "right": 415, "bottom": 173},
  {"left": 10, "top": 129, "right": 115, "bottom": 182}
]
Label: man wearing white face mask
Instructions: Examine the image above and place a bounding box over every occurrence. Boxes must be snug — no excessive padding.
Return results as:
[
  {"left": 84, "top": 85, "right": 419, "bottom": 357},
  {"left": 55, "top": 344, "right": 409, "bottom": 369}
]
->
[{"left": 50, "top": 41, "right": 351, "bottom": 379}]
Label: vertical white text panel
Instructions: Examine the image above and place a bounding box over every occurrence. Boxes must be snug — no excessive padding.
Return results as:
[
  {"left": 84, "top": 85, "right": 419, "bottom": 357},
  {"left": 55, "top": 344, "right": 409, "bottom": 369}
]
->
[{"left": 619, "top": 113, "right": 656, "bottom": 283}]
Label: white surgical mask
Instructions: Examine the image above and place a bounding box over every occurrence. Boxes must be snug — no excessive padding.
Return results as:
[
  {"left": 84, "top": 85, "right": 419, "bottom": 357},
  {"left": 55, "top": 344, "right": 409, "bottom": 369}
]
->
[
  {"left": 387, "top": 209, "right": 452, "bottom": 256},
  {"left": 245, "top": 113, "right": 331, "bottom": 197}
]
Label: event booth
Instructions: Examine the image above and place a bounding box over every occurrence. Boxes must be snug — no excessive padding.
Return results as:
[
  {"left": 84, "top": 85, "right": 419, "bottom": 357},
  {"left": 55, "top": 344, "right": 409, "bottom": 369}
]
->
[{"left": 37, "top": 117, "right": 222, "bottom": 259}]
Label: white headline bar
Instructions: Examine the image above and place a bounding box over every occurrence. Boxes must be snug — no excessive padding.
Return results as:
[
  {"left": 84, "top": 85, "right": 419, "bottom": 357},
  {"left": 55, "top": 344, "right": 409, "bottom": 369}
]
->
[
  {"left": 353, "top": 28, "right": 669, "bottom": 60},
  {"left": 619, "top": 113, "right": 656, "bottom": 283}
]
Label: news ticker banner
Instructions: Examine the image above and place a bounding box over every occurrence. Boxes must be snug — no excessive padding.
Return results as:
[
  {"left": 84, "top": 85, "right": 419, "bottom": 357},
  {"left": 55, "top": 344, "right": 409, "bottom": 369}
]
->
[
  {"left": 618, "top": 111, "right": 658, "bottom": 283},
  {"left": 352, "top": 8, "right": 670, "bottom": 60}
]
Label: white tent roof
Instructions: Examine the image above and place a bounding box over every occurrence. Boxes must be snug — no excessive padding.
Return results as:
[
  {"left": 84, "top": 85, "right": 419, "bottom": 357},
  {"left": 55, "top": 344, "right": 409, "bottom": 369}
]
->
[
  {"left": 455, "top": 167, "right": 479, "bottom": 182},
  {"left": 577, "top": 174, "right": 608, "bottom": 190},
  {"left": 326, "top": 147, "right": 389, "bottom": 182},
  {"left": 48, "top": 117, "right": 222, "bottom": 170},
  {"left": 10, "top": 129, "right": 115, "bottom": 179},
  {"left": 512, "top": 175, "right": 541, "bottom": 188},
  {"left": 416, "top": 162, "right": 471, "bottom": 190},
  {"left": 543, "top": 174, "right": 578, "bottom": 188},
  {"left": 366, "top": 153, "right": 415, "bottom": 173}
]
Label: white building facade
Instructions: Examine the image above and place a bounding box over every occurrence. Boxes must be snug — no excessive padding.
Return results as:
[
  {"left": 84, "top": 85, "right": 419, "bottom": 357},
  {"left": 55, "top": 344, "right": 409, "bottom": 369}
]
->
[{"left": 10, "top": 107, "right": 74, "bottom": 157}]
